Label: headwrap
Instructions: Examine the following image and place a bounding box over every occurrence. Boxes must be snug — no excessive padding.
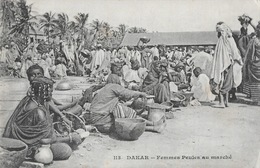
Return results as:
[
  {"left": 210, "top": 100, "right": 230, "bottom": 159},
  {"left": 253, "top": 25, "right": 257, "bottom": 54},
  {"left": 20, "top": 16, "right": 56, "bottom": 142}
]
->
[{"left": 31, "top": 76, "right": 55, "bottom": 86}]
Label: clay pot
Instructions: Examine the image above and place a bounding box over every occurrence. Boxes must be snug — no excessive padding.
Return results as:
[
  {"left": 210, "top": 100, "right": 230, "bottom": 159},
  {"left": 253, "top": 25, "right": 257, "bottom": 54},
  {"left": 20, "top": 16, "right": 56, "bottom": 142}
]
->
[
  {"left": 55, "top": 80, "right": 73, "bottom": 90},
  {"left": 0, "top": 137, "right": 28, "bottom": 168},
  {"left": 114, "top": 118, "right": 146, "bottom": 141},
  {"left": 147, "top": 103, "right": 166, "bottom": 122},
  {"left": 161, "top": 102, "right": 173, "bottom": 111},
  {"left": 182, "top": 91, "right": 194, "bottom": 106},
  {"left": 34, "top": 144, "right": 53, "bottom": 165},
  {"left": 170, "top": 93, "right": 186, "bottom": 107},
  {"left": 146, "top": 95, "right": 155, "bottom": 104},
  {"left": 95, "top": 123, "right": 113, "bottom": 134},
  {"left": 131, "top": 97, "right": 147, "bottom": 114}
]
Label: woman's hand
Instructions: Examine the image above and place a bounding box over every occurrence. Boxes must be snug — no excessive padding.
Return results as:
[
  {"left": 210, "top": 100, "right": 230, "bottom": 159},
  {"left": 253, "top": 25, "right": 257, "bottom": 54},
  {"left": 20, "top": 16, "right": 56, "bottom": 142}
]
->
[{"left": 61, "top": 115, "right": 73, "bottom": 128}]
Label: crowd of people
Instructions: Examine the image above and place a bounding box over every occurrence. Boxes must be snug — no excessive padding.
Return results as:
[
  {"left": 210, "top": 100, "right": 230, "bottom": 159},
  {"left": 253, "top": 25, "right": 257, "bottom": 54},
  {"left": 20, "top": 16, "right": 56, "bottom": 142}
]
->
[{"left": 1, "top": 14, "right": 260, "bottom": 165}]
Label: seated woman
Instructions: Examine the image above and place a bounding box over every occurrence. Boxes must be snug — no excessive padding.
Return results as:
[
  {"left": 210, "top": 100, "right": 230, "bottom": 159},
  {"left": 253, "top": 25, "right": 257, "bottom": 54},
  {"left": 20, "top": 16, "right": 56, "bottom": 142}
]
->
[
  {"left": 124, "top": 59, "right": 142, "bottom": 84},
  {"left": 87, "top": 83, "right": 166, "bottom": 134},
  {"left": 106, "top": 62, "right": 126, "bottom": 86},
  {"left": 141, "top": 61, "right": 171, "bottom": 103},
  {"left": 3, "top": 76, "right": 83, "bottom": 161},
  {"left": 26, "top": 64, "right": 84, "bottom": 125}
]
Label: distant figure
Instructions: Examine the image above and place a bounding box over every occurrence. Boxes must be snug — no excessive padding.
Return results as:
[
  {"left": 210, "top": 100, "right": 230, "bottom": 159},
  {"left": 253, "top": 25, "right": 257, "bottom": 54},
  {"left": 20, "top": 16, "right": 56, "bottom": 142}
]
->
[{"left": 90, "top": 44, "right": 105, "bottom": 72}]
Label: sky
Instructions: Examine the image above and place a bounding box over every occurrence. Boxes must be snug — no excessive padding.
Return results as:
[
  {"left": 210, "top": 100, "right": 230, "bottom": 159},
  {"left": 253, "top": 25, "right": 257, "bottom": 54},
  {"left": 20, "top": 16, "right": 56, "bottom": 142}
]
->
[{"left": 27, "top": 0, "right": 260, "bottom": 33}]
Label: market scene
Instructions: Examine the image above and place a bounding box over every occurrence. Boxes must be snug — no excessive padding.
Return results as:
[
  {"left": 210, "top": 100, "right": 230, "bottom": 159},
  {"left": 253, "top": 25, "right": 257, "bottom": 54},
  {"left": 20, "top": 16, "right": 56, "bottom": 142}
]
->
[{"left": 0, "top": 0, "right": 260, "bottom": 168}]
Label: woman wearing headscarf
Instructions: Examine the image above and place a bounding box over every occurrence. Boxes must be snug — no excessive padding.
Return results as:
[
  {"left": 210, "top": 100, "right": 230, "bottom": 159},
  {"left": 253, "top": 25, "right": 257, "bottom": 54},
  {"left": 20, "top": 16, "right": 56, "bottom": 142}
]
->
[
  {"left": 243, "top": 22, "right": 260, "bottom": 102},
  {"left": 142, "top": 61, "right": 171, "bottom": 103},
  {"left": 87, "top": 83, "right": 166, "bottom": 134},
  {"left": 210, "top": 22, "right": 243, "bottom": 108},
  {"left": 3, "top": 76, "right": 83, "bottom": 161}
]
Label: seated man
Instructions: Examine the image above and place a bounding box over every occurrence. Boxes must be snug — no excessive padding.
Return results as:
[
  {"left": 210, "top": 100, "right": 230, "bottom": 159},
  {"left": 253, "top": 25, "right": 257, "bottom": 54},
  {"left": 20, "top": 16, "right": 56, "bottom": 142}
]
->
[
  {"left": 191, "top": 67, "right": 215, "bottom": 102},
  {"left": 87, "top": 83, "right": 166, "bottom": 134},
  {"left": 3, "top": 76, "right": 83, "bottom": 161}
]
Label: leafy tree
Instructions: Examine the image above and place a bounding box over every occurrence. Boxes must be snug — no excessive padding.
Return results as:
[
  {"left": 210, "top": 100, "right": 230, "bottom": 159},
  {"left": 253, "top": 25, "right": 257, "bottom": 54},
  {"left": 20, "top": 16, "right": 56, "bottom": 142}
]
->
[
  {"left": 90, "top": 19, "right": 103, "bottom": 43},
  {"left": 9, "top": 0, "right": 38, "bottom": 49},
  {"left": 39, "top": 11, "right": 56, "bottom": 42},
  {"left": 53, "top": 12, "right": 71, "bottom": 41}
]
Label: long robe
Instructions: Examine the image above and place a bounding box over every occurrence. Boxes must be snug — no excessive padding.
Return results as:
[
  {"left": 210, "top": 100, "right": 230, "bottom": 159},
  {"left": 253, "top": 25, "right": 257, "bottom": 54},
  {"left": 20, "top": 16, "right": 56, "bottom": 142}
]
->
[
  {"left": 90, "top": 49, "right": 105, "bottom": 71},
  {"left": 3, "top": 96, "right": 53, "bottom": 155},
  {"left": 191, "top": 74, "right": 216, "bottom": 102},
  {"left": 142, "top": 61, "right": 170, "bottom": 103},
  {"left": 89, "top": 84, "right": 140, "bottom": 128},
  {"left": 210, "top": 23, "right": 242, "bottom": 94},
  {"left": 187, "top": 51, "right": 213, "bottom": 78},
  {"left": 243, "top": 37, "right": 260, "bottom": 101}
]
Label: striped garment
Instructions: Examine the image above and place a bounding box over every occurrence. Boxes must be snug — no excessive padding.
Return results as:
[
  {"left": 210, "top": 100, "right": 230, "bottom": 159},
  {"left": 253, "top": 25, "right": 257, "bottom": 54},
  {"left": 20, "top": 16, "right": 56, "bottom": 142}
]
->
[
  {"left": 243, "top": 82, "right": 260, "bottom": 101},
  {"left": 112, "top": 103, "right": 137, "bottom": 119}
]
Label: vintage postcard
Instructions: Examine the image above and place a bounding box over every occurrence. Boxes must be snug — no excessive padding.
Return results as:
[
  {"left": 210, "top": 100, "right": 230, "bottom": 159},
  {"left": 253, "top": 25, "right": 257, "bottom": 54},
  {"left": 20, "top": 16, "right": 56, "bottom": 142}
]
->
[{"left": 0, "top": 0, "right": 260, "bottom": 168}]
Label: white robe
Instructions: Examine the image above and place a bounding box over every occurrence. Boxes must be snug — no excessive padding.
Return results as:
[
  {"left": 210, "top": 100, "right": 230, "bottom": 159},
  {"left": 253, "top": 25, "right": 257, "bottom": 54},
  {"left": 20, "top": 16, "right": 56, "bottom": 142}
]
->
[
  {"left": 90, "top": 49, "right": 105, "bottom": 71},
  {"left": 187, "top": 51, "right": 213, "bottom": 78},
  {"left": 191, "top": 74, "right": 215, "bottom": 102}
]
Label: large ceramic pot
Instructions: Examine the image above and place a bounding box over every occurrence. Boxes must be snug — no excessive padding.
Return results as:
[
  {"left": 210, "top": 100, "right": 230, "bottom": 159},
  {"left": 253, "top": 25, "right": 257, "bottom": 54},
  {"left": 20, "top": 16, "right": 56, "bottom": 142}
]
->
[
  {"left": 55, "top": 80, "right": 73, "bottom": 90},
  {"left": 147, "top": 103, "right": 167, "bottom": 122},
  {"left": 114, "top": 118, "right": 146, "bottom": 141},
  {"left": 0, "top": 137, "right": 28, "bottom": 168}
]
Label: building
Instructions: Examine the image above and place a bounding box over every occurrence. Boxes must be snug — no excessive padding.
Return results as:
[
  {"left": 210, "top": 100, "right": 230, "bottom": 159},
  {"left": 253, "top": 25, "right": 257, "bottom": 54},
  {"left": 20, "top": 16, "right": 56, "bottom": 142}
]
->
[
  {"left": 120, "top": 31, "right": 239, "bottom": 47},
  {"left": 29, "top": 29, "right": 46, "bottom": 43}
]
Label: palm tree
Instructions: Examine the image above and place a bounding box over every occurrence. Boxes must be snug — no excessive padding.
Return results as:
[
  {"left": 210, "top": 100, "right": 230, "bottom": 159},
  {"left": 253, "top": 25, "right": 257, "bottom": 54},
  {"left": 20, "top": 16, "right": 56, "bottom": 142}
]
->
[
  {"left": 128, "top": 27, "right": 147, "bottom": 33},
  {"left": 116, "top": 24, "right": 128, "bottom": 43},
  {"left": 90, "top": 19, "right": 103, "bottom": 43},
  {"left": 101, "top": 22, "right": 112, "bottom": 39},
  {"left": 117, "top": 24, "right": 128, "bottom": 37},
  {"left": 53, "top": 12, "right": 71, "bottom": 41},
  {"left": 39, "top": 12, "right": 56, "bottom": 42},
  {"left": 1, "top": 0, "right": 16, "bottom": 33},
  {"left": 73, "top": 13, "right": 89, "bottom": 40},
  {"left": 9, "top": 0, "right": 38, "bottom": 46}
]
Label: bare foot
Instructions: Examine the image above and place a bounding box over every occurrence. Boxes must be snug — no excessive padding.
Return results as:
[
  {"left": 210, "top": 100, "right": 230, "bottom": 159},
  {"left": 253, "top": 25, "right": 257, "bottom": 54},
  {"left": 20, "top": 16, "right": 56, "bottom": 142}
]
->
[
  {"left": 153, "top": 122, "right": 167, "bottom": 133},
  {"left": 211, "top": 104, "right": 225, "bottom": 108},
  {"left": 154, "top": 116, "right": 166, "bottom": 126}
]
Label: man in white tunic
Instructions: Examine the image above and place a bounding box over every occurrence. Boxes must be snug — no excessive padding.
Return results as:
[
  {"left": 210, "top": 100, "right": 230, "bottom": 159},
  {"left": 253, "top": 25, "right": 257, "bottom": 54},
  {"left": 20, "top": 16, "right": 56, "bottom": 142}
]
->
[
  {"left": 191, "top": 67, "right": 215, "bottom": 102},
  {"left": 90, "top": 44, "right": 105, "bottom": 72}
]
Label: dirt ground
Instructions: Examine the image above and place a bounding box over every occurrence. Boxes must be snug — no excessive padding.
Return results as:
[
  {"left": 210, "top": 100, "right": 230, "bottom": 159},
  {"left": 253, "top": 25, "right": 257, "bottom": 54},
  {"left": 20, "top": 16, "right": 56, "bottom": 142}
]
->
[{"left": 0, "top": 76, "right": 260, "bottom": 168}]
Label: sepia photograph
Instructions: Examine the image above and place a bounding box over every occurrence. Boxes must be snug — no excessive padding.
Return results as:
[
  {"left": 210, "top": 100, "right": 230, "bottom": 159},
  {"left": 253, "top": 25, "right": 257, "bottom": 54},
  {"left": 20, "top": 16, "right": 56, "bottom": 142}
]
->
[{"left": 0, "top": 0, "right": 260, "bottom": 167}]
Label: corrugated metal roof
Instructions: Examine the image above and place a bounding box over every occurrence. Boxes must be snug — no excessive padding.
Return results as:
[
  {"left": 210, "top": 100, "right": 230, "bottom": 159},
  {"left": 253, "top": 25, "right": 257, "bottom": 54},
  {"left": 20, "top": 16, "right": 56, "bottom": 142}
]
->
[{"left": 120, "top": 31, "right": 219, "bottom": 46}]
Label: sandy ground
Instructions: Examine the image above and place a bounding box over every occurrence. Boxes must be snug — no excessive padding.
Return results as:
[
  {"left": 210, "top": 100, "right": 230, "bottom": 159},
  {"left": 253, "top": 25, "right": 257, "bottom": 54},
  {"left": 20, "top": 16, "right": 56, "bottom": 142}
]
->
[{"left": 0, "top": 76, "right": 260, "bottom": 168}]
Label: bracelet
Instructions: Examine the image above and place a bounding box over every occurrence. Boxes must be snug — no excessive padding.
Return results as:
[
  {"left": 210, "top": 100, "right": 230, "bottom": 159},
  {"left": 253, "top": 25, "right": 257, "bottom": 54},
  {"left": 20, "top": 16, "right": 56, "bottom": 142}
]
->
[{"left": 69, "top": 133, "right": 73, "bottom": 143}]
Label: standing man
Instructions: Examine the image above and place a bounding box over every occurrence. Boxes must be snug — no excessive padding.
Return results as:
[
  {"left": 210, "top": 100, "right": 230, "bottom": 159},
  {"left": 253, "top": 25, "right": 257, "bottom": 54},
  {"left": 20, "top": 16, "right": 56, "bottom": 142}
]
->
[{"left": 210, "top": 22, "right": 243, "bottom": 108}]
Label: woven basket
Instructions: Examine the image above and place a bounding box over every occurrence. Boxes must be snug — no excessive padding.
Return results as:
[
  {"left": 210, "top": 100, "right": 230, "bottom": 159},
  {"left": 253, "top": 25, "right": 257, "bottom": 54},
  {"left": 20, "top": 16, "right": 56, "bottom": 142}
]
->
[{"left": 0, "top": 137, "right": 28, "bottom": 168}]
